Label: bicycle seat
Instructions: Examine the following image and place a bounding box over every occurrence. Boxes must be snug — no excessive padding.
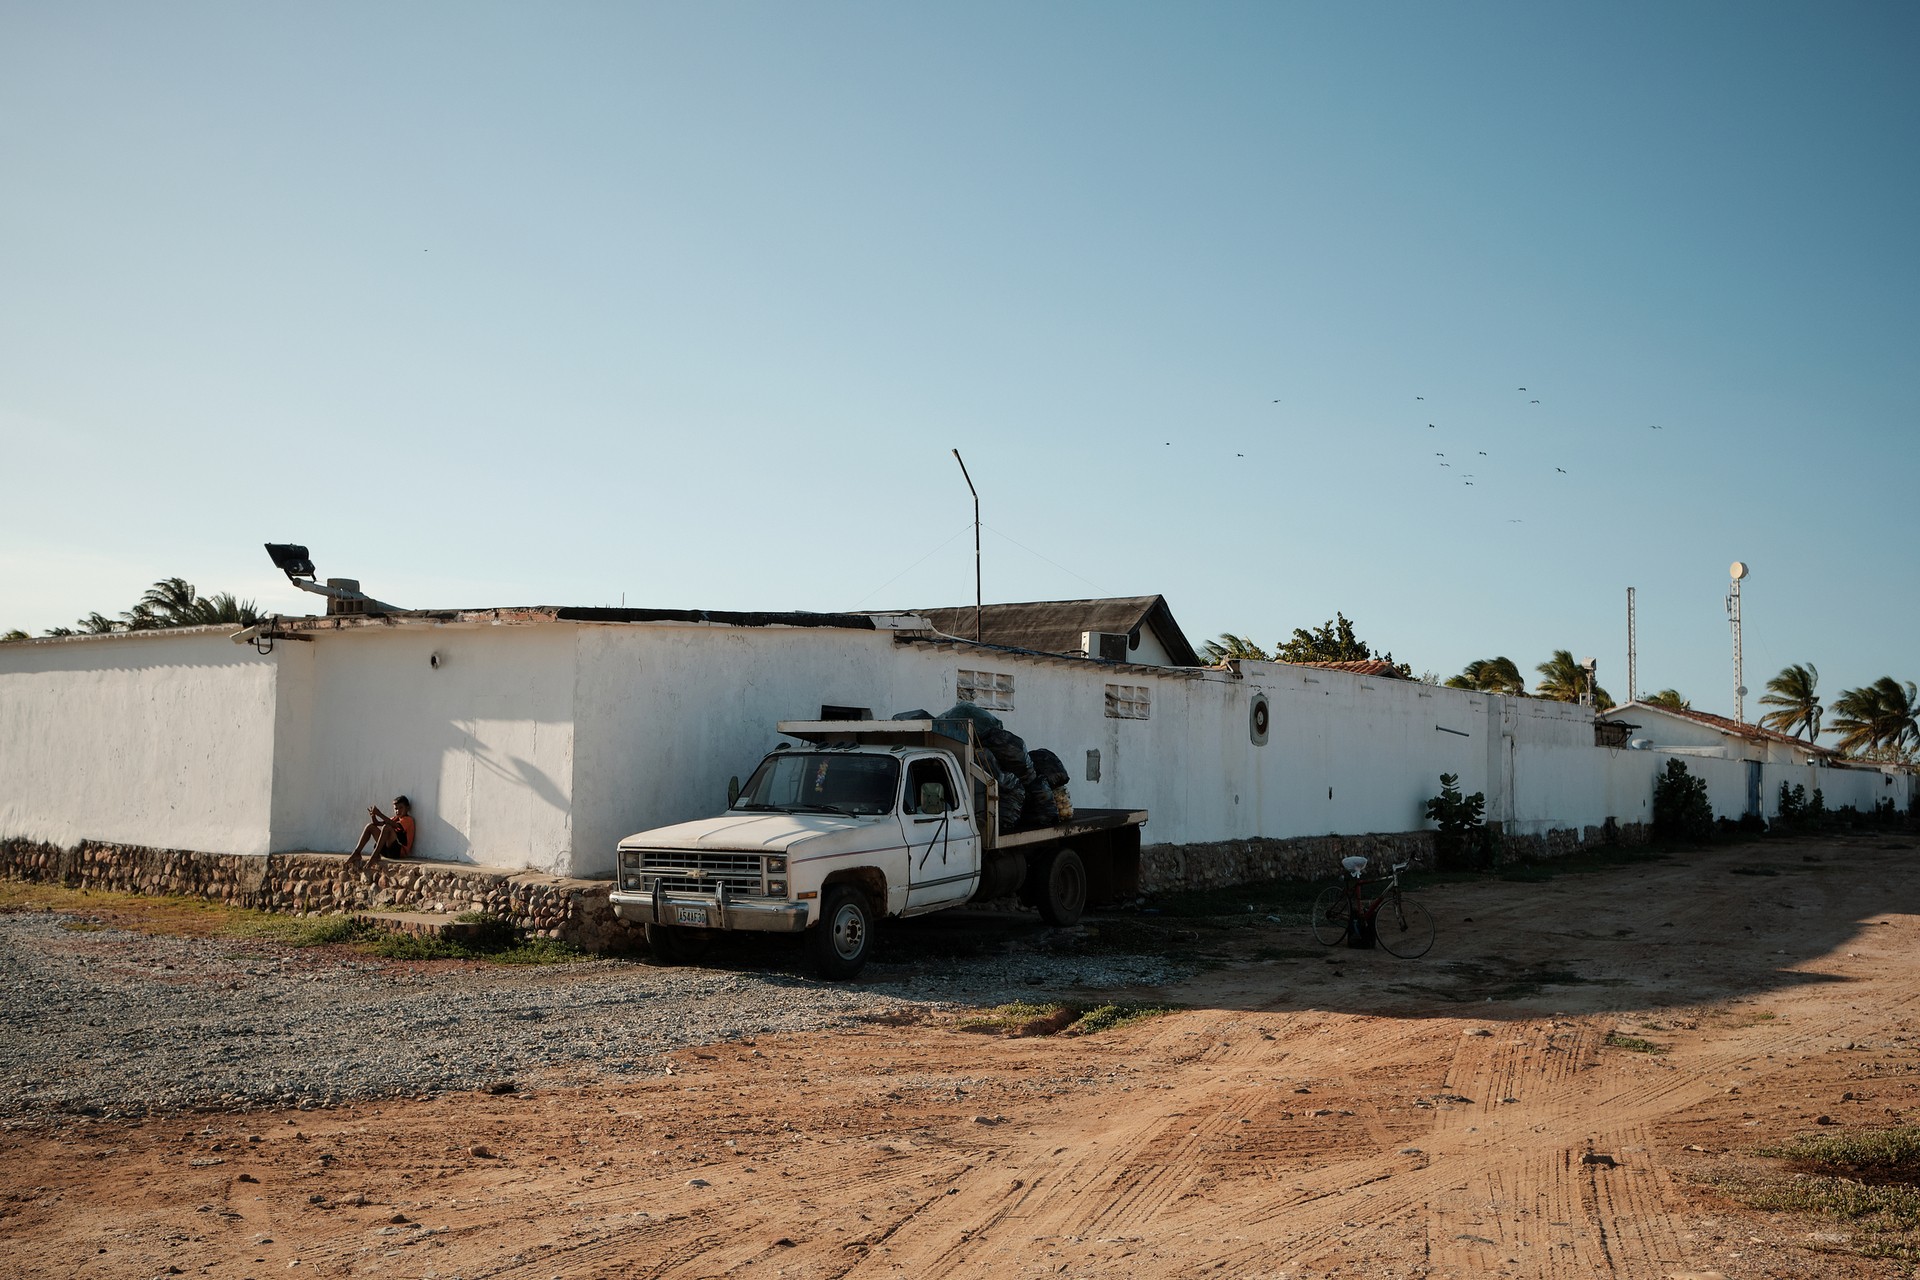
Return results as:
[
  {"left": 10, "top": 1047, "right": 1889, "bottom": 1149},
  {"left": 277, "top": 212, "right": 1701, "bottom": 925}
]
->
[
  {"left": 1340, "top": 855, "right": 1370, "bottom": 877},
  {"left": 1390, "top": 861, "right": 1410, "bottom": 873}
]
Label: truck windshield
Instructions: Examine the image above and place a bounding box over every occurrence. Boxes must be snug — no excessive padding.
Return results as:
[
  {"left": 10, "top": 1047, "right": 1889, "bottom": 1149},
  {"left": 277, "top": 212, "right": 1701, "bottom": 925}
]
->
[{"left": 733, "top": 752, "right": 900, "bottom": 817}]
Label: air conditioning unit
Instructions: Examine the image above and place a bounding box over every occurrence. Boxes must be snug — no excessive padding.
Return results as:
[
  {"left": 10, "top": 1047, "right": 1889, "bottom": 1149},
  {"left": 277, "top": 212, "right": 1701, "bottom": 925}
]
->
[{"left": 1083, "top": 631, "right": 1130, "bottom": 663}]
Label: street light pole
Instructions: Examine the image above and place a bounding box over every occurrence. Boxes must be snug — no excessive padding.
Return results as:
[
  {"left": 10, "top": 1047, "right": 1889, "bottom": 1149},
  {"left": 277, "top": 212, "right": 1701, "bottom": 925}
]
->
[{"left": 952, "top": 450, "right": 981, "bottom": 642}]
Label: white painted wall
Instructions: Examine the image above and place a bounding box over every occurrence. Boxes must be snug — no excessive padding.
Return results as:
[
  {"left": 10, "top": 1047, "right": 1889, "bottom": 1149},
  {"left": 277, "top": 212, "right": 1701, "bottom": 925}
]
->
[
  {"left": 0, "top": 631, "right": 279, "bottom": 854},
  {"left": 6, "top": 621, "right": 1913, "bottom": 880},
  {"left": 267, "top": 623, "right": 578, "bottom": 872}
]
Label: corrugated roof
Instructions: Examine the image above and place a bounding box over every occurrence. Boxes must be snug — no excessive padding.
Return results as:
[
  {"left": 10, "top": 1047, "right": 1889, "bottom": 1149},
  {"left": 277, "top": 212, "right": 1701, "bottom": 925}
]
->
[
  {"left": 900, "top": 595, "right": 1202, "bottom": 666},
  {"left": 1605, "top": 702, "right": 1837, "bottom": 755}
]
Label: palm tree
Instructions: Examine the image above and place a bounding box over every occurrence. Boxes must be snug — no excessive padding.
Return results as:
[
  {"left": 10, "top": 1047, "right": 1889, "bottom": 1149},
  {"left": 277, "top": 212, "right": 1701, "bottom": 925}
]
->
[
  {"left": 1202, "top": 632, "right": 1272, "bottom": 663},
  {"left": 1757, "top": 663, "right": 1821, "bottom": 741},
  {"left": 2, "top": 629, "right": 30, "bottom": 642},
  {"left": 1645, "top": 689, "right": 1690, "bottom": 710},
  {"left": 1829, "top": 678, "right": 1919, "bottom": 760},
  {"left": 1535, "top": 649, "right": 1614, "bottom": 710},
  {"left": 127, "top": 577, "right": 200, "bottom": 628},
  {"left": 1444, "top": 657, "right": 1527, "bottom": 696},
  {"left": 184, "top": 593, "right": 263, "bottom": 626},
  {"left": 75, "top": 612, "right": 119, "bottom": 634}
]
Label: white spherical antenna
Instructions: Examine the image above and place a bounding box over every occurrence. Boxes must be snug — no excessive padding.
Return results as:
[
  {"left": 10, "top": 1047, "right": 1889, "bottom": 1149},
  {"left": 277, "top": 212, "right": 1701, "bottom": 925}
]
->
[
  {"left": 1729, "top": 560, "right": 1748, "bottom": 580},
  {"left": 1737, "top": 685, "right": 1749, "bottom": 698}
]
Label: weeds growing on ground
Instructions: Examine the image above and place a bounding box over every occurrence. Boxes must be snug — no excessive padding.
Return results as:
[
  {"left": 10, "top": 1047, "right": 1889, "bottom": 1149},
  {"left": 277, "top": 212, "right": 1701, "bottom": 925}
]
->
[
  {"left": 0, "top": 883, "right": 581, "bottom": 964},
  {"left": 954, "top": 1001, "right": 1179, "bottom": 1037},
  {"left": 1697, "top": 1126, "right": 1920, "bottom": 1264},
  {"left": 1762, "top": 1126, "right": 1920, "bottom": 1182},
  {"left": 1604, "top": 1031, "right": 1668, "bottom": 1054}
]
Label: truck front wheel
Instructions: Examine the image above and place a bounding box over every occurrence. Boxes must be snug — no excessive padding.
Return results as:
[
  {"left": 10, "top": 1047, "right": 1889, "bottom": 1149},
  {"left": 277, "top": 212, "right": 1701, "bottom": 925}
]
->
[
  {"left": 811, "top": 885, "right": 874, "bottom": 979},
  {"left": 1037, "top": 847, "right": 1087, "bottom": 926}
]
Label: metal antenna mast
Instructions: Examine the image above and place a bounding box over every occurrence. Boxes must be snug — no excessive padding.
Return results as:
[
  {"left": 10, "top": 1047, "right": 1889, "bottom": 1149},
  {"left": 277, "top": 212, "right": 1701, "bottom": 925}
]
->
[
  {"left": 1727, "top": 561, "right": 1749, "bottom": 722},
  {"left": 952, "top": 450, "right": 982, "bottom": 642},
  {"left": 1626, "top": 586, "right": 1637, "bottom": 705}
]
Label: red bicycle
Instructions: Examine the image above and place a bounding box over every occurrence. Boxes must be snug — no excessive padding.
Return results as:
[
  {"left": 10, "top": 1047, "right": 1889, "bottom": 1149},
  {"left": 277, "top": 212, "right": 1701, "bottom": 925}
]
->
[{"left": 1310, "top": 855, "right": 1435, "bottom": 958}]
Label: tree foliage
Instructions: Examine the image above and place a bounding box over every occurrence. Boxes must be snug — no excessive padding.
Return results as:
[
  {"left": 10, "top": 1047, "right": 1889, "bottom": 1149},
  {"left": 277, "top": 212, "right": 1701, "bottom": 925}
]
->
[
  {"left": 1828, "top": 677, "right": 1919, "bottom": 761},
  {"left": 1651, "top": 757, "right": 1713, "bottom": 843},
  {"left": 1645, "top": 688, "right": 1690, "bottom": 710},
  {"left": 5, "top": 577, "right": 265, "bottom": 639},
  {"left": 1535, "top": 649, "right": 1614, "bottom": 710},
  {"left": 1445, "top": 657, "right": 1527, "bottom": 696},
  {"left": 1757, "top": 663, "right": 1822, "bottom": 741},
  {"left": 1200, "top": 613, "right": 1411, "bottom": 677},
  {"left": 1273, "top": 613, "right": 1411, "bottom": 677},
  {"left": 1200, "top": 632, "right": 1271, "bottom": 664}
]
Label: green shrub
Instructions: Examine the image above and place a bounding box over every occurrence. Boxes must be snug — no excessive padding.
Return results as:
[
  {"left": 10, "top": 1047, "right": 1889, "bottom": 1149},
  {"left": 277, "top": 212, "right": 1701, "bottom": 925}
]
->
[
  {"left": 1424, "top": 773, "right": 1488, "bottom": 870},
  {"left": 1652, "top": 758, "right": 1713, "bottom": 843}
]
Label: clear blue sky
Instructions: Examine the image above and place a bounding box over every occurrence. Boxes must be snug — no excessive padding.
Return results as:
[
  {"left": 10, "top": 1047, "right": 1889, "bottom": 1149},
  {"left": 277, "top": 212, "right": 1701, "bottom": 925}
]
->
[{"left": 3, "top": 2, "right": 1913, "bottom": 730}]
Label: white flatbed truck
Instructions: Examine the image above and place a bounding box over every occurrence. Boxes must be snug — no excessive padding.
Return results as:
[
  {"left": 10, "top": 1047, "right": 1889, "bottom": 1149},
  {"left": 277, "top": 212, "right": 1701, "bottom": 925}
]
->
[{"left": 608, "top": 719, "right": 1147, "bottom": 977}]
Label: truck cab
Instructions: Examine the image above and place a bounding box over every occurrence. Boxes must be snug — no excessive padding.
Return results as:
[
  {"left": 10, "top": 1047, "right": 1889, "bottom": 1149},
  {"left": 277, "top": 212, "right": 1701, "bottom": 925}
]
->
[{"left": 608, "top": 719, "right": 1145, "bottom": 977}]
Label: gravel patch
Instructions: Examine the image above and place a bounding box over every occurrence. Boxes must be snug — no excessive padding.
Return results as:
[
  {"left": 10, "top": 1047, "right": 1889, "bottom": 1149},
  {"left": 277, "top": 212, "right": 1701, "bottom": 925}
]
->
[{"left": 0, "top": 910, "right": 1189, "bottom": 1122}]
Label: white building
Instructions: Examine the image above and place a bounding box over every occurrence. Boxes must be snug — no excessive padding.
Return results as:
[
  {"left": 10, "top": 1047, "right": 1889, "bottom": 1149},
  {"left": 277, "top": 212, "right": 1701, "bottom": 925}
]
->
[{"left": 2, "top": 602, "right": 1911, "bottom": 880}]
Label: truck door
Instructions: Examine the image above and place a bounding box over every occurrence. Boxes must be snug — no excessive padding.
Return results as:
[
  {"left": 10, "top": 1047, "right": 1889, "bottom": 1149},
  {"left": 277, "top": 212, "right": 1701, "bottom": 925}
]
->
[{"left": 903, "top": 755, "right": 981, "bottom": 912}]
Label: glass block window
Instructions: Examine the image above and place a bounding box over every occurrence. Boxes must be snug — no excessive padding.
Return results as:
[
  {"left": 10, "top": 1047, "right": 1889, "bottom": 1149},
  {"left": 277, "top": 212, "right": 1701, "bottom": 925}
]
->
[
  {"left": 1106, "top": 683, "right": 1151, "bottom": 719},
  {"left": 957, "top": 669, "right": 1015, "bottom": 711}
]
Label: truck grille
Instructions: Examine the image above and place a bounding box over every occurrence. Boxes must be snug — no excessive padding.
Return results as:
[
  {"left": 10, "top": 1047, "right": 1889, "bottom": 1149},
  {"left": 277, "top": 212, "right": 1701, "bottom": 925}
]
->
[{"left": 635, "top": 850, "right": 763, "bottom": 896}]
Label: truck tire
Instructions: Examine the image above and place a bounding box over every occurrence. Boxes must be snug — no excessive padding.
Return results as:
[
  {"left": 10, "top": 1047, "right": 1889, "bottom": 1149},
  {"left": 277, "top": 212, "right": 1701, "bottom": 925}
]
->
[
  {"left": 811, "top": 885, "right": 874, "bottom": 979},
  {"left": 644, "top": 922, "right": 712, "bottom": 965},
  {"left": 1036, "top": 847, "right": 1087, "bottom": 926}
]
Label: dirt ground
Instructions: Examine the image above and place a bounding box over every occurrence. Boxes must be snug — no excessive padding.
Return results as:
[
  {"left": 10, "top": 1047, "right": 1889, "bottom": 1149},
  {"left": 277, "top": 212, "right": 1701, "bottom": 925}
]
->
[{"left": 8, "top": 831, "right": 1920, "bottom": 1279}]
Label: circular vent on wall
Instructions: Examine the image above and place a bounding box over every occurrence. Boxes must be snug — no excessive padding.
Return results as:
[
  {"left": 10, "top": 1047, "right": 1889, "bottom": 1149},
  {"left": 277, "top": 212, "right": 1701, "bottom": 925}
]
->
[{"left": 1250, "top": 694, "right": 1270, "bottom": 745}]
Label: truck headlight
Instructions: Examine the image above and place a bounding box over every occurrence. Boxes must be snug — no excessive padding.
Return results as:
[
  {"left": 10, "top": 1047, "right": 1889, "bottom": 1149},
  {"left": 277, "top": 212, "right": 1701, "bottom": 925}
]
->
[
  {"left": 768, "top": 880, "right": 787, "bottom": 896},
  {"left": 766, "top": 856, "right": 787, "bottom": 874}
]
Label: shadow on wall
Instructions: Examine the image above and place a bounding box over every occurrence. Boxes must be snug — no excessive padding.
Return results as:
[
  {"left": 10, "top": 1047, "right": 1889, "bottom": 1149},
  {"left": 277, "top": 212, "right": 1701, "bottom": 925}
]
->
[{"left": 330, "top": 720, "right": 571, "bottom": 867}]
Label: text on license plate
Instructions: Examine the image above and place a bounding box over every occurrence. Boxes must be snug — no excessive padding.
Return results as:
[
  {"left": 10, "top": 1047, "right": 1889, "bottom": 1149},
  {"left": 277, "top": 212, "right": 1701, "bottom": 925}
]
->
[{"left": 675, "top": 906, "right": 708, "bottom": 927}]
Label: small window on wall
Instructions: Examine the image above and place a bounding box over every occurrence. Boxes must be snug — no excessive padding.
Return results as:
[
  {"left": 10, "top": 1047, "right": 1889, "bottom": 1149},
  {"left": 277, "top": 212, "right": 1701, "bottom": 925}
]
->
[
  {"left": 957, "top": 669, "right": 1015, "bottom": 711},
  {"left": 1106, "top": 683, "right": 1151, "bottom": 719}
]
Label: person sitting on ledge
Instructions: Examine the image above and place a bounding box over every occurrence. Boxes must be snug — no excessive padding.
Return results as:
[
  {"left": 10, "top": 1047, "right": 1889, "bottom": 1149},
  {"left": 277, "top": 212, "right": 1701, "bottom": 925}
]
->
[{"left": 350, "top": 795, "right": 416, "bottom": 860}]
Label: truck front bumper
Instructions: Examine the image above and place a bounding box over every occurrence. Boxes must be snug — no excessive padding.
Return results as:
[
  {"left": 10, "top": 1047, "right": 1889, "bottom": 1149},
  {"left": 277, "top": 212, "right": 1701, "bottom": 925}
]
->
[{"left": 609, "top": 885, "right": 811, "bottom": 933}]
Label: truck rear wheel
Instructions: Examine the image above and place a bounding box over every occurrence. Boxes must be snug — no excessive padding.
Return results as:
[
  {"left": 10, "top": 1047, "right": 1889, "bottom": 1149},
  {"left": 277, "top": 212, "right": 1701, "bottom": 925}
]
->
[
  {"left": 1037, "top": 847, "right": 1087, "bottom": 926},
  {"left": 811, "top": 885, "right": 873, "bottom": 979}
]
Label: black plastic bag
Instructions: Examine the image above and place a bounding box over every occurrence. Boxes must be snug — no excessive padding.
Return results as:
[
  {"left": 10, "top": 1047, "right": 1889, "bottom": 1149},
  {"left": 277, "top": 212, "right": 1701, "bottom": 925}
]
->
[
  {"left": 1028, "top": 747, "right": 1070, "bottom": 789},
  {"left": 984, "top": 728, "right": 1035, "bottom": 780},
  {"left": 996, "top": 772, "right": 1026, "bottom": 833},
  {"left": 1022, "top": 779, "right": 1059, "bottom": 827}
]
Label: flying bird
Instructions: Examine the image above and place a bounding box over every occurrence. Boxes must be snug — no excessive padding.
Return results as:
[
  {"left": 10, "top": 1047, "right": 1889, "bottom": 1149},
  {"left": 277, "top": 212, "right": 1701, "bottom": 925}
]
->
[
  {"left": 1416, "top": 396, "right": 1425, "bottom": 400},
  {"left": 1518, "top": 387, "right": 1527, "bottom": 391},
  {"left": 1440, "top": 462, "right": 1451, "bottom": 468},
  {"left": 1465, "top": 481, "right": 1474, "bottom": 486},
  {"left": 1530, "top": 399, "right": 1540, "bottom": 404},
  {"left": 1428, "top": 423, "right": 1436, "bottom": 428},
  {"left": 1477, "top": 450, "right": 1487, "bottom": 455},
  {"left": 1650, "top": 424, "right": 1663, "bottom": 430},
  {"left": 1435, "top": 452, "right": 1445, "bottom": 457},
  {"left": 1507, "top": 518, "right": 1524, "bottom": 523},
  {"left": 1555, "top": 467, "right": 1567, "bottom": 474}
]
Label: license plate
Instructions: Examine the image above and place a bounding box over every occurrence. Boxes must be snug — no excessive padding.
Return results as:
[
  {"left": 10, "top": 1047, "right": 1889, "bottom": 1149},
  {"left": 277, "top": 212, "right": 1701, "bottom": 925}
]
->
[{"left": 675, "top": 906, "right": 708, "bottom": 927}]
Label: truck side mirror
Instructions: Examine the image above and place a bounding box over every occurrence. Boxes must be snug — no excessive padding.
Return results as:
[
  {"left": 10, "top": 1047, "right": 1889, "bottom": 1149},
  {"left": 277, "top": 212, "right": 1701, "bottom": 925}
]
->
[{"left": 727, "top": 776, "right": 741, "bottom": 807}]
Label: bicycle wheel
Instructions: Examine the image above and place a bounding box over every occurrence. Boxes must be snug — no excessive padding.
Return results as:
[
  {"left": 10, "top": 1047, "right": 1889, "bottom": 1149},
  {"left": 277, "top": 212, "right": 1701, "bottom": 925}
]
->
[
  {"left": 1309, "top": 885, "right": 1352, "bottom": 946},
  {"left": 1375, "top": 891, "right": 1435, "bottom": 958}
]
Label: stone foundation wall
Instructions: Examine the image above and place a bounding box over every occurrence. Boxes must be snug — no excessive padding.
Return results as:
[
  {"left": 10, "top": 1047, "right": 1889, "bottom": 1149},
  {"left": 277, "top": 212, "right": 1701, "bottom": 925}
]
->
[
  {"left": 1141, "top": 830, "right": 1438, "bottom": 895},
  {"left": 6, "top": 820, "right": 1649, "bottom": 950},
  {"left": 0, "top": 839, "right": 632, "bottom": 954},
  {"left": 1139, "top": 820, "right": 1649, "bottom": 895}
]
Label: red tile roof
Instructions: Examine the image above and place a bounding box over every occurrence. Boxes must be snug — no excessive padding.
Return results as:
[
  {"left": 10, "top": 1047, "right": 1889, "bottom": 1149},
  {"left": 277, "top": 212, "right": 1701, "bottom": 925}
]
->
[
  {"left": 1283, "top": 658, "right": 1411, "bottom": 679},
  {"left": 1612, "top": 702, "right": 1836, "bottom": 755}
]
